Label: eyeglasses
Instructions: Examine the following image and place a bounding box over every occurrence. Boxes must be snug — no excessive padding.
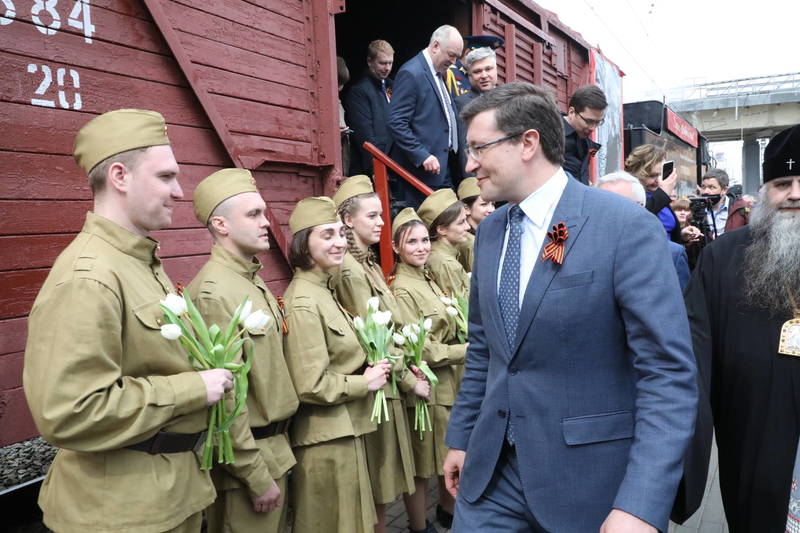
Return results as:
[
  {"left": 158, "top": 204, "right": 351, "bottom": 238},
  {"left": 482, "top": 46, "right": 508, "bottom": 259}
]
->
[
  {"left": 577, "top": 111, "right": 605, "bottom": 127},
  {"left": 466, "top": 132, "right": 524, "bottom": 160}
]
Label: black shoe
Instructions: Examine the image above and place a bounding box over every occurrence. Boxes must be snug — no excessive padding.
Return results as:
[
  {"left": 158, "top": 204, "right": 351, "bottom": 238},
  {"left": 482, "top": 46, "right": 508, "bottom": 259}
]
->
[
  {"left": 409, "top": 520, "right": 437, "bottom": 533},
  {"left": 436, "top": 505, "right": 453, "bottom": 529}
]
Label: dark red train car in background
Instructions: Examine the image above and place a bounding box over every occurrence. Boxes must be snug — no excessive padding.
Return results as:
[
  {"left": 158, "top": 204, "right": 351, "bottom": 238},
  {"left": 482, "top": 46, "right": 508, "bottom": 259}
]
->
[{"left": 0, "top": 0, "right": 621, "bottom": 496}]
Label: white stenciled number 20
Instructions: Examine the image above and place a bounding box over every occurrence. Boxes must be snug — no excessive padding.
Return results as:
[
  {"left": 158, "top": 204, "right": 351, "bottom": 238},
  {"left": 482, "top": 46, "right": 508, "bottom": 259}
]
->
[{"left": 28, "top": 64, "right": 82, "bottom": 110}]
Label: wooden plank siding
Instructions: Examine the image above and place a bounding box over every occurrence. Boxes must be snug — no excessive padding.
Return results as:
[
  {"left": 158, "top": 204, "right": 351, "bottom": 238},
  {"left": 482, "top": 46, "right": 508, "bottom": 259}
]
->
[
  {"left": 0, "top": 0, "right": 597, "bottom": 447},
  {"left": 472, "top": 0, "right": 591, "bottom": 111},
  {"left": 0, "top": 0, "right": 335, "bottom": 445}
]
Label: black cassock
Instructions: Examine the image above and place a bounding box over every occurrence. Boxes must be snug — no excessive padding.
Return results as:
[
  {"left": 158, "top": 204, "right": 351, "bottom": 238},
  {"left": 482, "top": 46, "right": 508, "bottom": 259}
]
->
[{"left": 675, "top": 226, "right": 800, "bottom": 532}]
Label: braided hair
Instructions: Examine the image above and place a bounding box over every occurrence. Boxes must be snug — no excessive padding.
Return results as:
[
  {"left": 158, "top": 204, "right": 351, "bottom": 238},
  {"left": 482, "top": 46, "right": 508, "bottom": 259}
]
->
[{"left": 337, "top": 192, "right": 379, "bottom": 264}]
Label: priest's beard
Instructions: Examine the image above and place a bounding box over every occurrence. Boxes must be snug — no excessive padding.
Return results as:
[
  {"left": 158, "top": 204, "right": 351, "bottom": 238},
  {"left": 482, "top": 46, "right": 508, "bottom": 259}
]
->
[{"left": 742, "top": 192, "right": 800, "bottom": 315}]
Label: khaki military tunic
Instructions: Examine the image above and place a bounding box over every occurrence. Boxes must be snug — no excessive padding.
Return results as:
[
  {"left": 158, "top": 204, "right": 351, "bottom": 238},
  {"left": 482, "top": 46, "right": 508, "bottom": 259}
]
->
[
  {"left": 390, "top": 263, "right": 467, "bottom": 478},
  {"left": 188, "top": 244, "right": 298, "bottom": 533},
  {"left": 456, "top": 231, "right": 475, "bottom": 273},
  {"left": 333, "top": 251, "right": 417, "bottom": 504},
  {"left": 428, "top": 240, "right": 471, "bottom": 300},
  {"left": 23, "top": 212, "right": 214, "bottom": 533},
  {"left": 283, "top": 268, "right": 378, "bottom": 533}
]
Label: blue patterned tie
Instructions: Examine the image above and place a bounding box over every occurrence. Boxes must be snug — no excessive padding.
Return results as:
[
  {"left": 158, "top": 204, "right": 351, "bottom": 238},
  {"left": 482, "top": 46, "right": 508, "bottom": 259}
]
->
[{"left": 499, "top": 205, "right": 524, "bottom": 349}]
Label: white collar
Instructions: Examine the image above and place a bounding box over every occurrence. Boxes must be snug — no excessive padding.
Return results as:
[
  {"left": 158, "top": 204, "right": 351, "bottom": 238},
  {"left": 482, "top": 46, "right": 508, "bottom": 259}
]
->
[
  {"left": 422, "top": 49, "right": 438, "bottom": 79},
  {"left": 515, "top": 168, "right": 569, "bottom": 228}
]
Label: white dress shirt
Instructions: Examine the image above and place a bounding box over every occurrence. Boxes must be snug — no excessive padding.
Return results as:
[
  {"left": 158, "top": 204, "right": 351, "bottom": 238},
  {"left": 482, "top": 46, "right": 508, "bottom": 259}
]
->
[
  {"left": 422, "top": 48, "right": 456, "bottom": 150},
  {"left": 497, "top": 168, "right": 569, "bottom": 307}
]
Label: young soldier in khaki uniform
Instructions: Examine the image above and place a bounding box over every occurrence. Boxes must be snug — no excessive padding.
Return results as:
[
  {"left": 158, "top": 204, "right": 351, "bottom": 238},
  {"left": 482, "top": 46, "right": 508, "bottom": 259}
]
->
[
  {"left": 455, "top": 177, "right": 495, "bottom": 273},
  {"left": 282, "top": 197, "right": 392, "bottom": 533},
  {"left": 188, "top": 169, "right": 299, "bottom": 532},
  {"left": 331, "top": 175, "right": 430, "bottom": 532},
  {"left": 390, "top": 209, "right": 468, "bottom": 533},
  {"left": 418, "top": 189, "right": 471, "bottom": 301},
  {"left": 23, "top": 109, "right": 233, "bottom": 533}
]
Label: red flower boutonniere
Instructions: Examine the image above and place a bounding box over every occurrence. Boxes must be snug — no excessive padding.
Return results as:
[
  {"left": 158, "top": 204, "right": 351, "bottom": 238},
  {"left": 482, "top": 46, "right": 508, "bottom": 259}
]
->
[{"left": 541, "top": 222, "right": 568, "bottom": 265}]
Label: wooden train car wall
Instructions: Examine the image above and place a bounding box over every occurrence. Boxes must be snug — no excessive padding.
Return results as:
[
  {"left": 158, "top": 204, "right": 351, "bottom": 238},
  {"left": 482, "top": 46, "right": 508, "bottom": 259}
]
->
[
  {"left": 471, "top": 0, "right": 592, "bottom": 109},
  {"left": 0, "top": 0, "right": 598, "bottom": 447},
  {"left": 0, "top": 0, "right": 344, "bottom": 446}
]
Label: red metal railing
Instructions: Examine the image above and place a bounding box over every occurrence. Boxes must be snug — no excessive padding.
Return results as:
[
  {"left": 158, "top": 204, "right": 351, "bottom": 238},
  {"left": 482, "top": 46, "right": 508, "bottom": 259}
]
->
[{"left": 362, "top": 142, "right": 433, "bottom": 276}]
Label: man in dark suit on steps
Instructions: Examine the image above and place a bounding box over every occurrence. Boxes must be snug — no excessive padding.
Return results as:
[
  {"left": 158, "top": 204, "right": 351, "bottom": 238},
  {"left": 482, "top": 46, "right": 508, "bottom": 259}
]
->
[
  {"left": 388, "top": 25, "right": 464, "bottom": 208},
  {"left": 344, "top": 39, "right": 396, "bottom": 176}
]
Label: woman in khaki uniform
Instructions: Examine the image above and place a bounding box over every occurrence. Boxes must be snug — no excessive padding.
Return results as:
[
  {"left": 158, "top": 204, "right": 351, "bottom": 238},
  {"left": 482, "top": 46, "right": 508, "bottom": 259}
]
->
[
  {"left": 455, "top": 177, "right": 495, "bottom": 273},
  {"left": 283, "top": 197, "right": 392, "bottom": 533},
  {"left": 418, "top": 189, "right": 471, "bottom": 302},
  {"left": 390, "top": 209, "right": 467, "bottom": 533},
  {"left": 332, "top": 176, "right": 430, "bottom": 533}
]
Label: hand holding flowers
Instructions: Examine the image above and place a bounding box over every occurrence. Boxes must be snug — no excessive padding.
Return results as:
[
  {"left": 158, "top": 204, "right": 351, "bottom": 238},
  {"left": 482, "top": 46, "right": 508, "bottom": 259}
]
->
[
  {"left": 159, "top": 292, "right": 266, "bottom": 469},
  {"left": 352, "top": 297, "right": 401, "bottom": 422}
]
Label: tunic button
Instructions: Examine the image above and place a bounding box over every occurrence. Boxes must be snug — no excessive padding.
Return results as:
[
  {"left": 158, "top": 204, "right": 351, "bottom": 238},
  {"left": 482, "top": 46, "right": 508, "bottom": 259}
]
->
[
  {"left": 497, "top": 409, "right": 507, "bottom": 418},
  {"left": 157, "top": 318, "right": 162, "bottom": 325},
  {"left": 509, "top": 368, "right": 518, "bottom": 376}
]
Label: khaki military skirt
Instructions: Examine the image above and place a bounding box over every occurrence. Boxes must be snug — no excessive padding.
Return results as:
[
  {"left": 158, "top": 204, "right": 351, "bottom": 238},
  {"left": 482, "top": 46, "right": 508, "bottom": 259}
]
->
[
  {"left": 291, "top": 435, "right": 376, "bottom": 533},
  {"left": 407, "top": 404, "right": 451, "bottom": 479},
  {"left": 365, "top": 396, "right": 416, "bottom": 504}
]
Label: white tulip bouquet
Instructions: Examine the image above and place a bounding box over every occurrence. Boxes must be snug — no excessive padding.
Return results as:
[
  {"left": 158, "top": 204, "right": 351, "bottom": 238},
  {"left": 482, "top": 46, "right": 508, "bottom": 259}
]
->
[
  {"left": 441, "top": 295, "right": 469, "bottom": 343},
  {"left": 159, "top": 293, "right": 266, "bottom": 469},
  {"left": 397, "top": 318, "right": 439, "bottom": 439},
  {"left": 352, "top": 296, "right": 400, "bottom": 423}
]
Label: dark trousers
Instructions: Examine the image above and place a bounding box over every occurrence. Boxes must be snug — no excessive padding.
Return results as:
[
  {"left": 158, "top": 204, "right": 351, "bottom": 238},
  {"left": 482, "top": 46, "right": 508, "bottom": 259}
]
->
[{"left": 452, "top": 444, "right": 548, "bottom": 533}]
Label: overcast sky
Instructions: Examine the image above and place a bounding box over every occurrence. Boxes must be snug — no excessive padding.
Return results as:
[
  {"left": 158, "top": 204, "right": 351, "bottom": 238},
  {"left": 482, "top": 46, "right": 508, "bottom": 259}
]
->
[{"left": 534, "top": 0, "right": 800, "bottom": 103}]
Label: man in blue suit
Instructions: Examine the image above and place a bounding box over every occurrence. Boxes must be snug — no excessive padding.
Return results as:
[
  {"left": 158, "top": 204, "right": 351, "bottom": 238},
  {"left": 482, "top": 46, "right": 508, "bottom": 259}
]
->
[
  {"left": 344, "top": 39, "right": 395, "bottom": 176},
  {"left": 443, "top": 82, "right": 698, "bottom": 532},
  {"left": 388, "top": 25, "right": 464, "bottom": 208}
]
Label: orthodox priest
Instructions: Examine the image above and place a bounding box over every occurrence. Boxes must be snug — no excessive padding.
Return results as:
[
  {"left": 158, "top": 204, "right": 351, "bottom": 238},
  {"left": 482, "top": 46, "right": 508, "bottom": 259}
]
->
[{"left": 683, "top": 124, "right": 800, "bottom": 532}]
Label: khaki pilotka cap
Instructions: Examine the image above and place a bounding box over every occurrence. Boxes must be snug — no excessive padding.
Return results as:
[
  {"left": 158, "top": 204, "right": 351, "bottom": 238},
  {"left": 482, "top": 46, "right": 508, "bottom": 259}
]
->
[
  {"left": 288, "top": 197, "right": 338, "bottom": 234},
  {"left": 391, "top": 207, "right": 423, "bottom": 235},
  {"left": 73, "top": 109, "right": 170, "bottom": 174},
  {"left": 417, "top": 188, "right": 460, "bottom": 227},
  {"left": 457, "top": 177, "right": 481, "bottom": 201},
  {"left": 332, "top": 175, "right": 374, "bottom": 208},
  {"left": 193, "top": 168, "right": 259, "bottom": 225}
]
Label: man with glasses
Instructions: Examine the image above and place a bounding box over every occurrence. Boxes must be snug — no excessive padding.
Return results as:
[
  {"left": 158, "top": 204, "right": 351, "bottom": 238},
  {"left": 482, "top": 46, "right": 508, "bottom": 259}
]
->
[
  {"left": 563, "top": 85, "right": 608, "bottom": 185},
  {"left": 443, "top": 82, "right": 696, "bottom": 532}
]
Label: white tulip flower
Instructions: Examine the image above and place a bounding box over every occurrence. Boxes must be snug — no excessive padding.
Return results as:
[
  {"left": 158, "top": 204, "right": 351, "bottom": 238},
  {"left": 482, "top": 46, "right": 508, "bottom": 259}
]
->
[
  {"left": 445, "top": 306, "right": 459, "bottom": 317},
  {"left": 392, "top": 332, "right": 406, "bottom": 345},
  {"left": 373, "top": 310, "right": 392, "bottom": 326},
  {"left": 160, "top": 293, "right": 187, "bottom": 316},
  {"left": 440, "top": 296, "right": 454, "bottom": 305},
  {"left": 422, "top": 318, "right": 432, "bottom": 331},
  {"left": 238, "top": 299, "right": 254, "bottom": 326},
  {"left": 160, "top": 323, "right": 182, "bottom": 340},
  {"left": 367, "top": 296, "right": 380, "bottom": 312},
  {"left": 244, "top": 309, "right": 270, "bottom": 332},
  {"left": 402, "top": 324, "right": 413, "bottom": 337},
  {"left": 408, "top": 332, "right": 419, "bottom": 344},
  {"left": 353, "top": 316, "right": 365, "bottom": 330}
]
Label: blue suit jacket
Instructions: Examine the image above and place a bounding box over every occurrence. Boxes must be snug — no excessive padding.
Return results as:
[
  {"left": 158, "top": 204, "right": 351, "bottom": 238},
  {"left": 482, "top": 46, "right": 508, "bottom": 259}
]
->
[
  {"left": 388, "top": 52, "right": 461, "bottom": 204},
  {"left": 344, "top": 73, "right": 393, "bottom": 176},
  {"left": 446, "top": 178, "right": 698, "bottom": 532}
]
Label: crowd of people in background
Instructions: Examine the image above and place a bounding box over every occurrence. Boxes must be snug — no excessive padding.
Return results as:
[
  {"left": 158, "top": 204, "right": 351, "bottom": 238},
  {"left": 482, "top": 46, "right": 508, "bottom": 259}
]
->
[{"left": 20, "top": 21, "right": 800, "bottom": 533}]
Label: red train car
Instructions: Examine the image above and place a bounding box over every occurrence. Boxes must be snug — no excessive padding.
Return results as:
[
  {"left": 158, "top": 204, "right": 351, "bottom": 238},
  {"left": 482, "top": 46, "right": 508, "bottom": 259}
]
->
[{"left": 0, "top": 0, "right": 614, "bottom": 487}]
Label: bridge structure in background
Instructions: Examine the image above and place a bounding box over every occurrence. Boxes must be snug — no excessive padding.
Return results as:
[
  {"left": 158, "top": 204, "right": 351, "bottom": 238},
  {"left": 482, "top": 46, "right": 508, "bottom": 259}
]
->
[{"left": 666, "top": 72, "right": 800, "bottom": 193}]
